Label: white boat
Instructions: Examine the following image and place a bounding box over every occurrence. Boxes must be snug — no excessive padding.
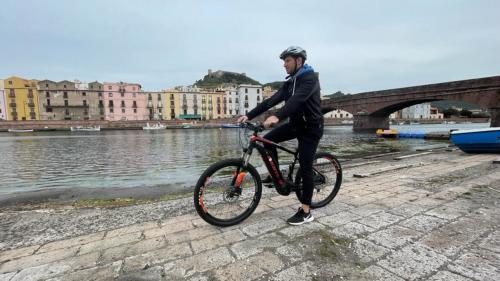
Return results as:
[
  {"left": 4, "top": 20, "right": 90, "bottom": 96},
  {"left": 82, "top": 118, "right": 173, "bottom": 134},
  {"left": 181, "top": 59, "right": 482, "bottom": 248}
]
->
[
  {"left": 341, "top": 120, "right": 354, "bottom": 124},
  {"left": 8, "top": 129, "right": 34, "bottom": 133},
  {"left": 70, "top": 126, "right": 101, "bottom": 132},
  {"left": 143, "top": 122, "right": 166, "bottom": 130}
]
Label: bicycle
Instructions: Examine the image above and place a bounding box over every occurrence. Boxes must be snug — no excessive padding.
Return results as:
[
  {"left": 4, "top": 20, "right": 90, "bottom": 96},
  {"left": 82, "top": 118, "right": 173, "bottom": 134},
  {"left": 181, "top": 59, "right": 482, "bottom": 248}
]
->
[{"left": 194, "top": 121, "right": 342, "bottom": 227}]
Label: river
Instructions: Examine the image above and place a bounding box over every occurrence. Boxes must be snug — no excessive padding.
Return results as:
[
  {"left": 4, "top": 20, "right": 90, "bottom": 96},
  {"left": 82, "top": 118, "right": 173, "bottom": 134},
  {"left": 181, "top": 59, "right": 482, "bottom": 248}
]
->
[{"left": 0, "top": 122, "right": 490, "bottom": 195}]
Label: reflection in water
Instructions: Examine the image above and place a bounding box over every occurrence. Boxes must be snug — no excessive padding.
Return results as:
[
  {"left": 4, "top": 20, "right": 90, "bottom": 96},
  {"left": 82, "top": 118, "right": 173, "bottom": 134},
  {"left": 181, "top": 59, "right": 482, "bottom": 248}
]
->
[{"left": 0, "top": 123, "right": 489, "bottom": 194}]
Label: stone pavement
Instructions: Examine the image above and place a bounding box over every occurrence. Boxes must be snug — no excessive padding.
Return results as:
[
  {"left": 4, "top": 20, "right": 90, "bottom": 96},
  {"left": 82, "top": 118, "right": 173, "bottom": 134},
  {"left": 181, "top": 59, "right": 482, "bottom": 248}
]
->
[{"left": 1, "top": 150, "right": 499, "bottom": 280}]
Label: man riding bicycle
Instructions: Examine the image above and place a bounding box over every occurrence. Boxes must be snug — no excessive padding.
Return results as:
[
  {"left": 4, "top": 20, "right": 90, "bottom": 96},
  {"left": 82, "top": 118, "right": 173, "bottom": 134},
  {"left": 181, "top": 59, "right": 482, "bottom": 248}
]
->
[{"left": 237, "top": 46, "right": 324, "bottom": 225}]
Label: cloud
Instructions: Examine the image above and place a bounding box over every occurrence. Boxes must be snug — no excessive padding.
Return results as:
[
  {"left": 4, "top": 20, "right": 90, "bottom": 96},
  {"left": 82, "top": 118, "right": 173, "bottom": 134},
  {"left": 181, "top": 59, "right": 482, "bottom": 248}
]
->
[{"left": 1, "top": 0, "right": 499, "bottom": 94}]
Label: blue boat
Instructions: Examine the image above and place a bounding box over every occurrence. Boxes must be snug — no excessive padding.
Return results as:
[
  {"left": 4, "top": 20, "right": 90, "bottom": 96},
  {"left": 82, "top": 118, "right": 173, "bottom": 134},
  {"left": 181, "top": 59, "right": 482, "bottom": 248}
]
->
[
  {"left": 221, "top": 124, "right": 240, "bottom": 129},
  {"left": 450, "top": 127, "right": 500, "bottom": 153}
]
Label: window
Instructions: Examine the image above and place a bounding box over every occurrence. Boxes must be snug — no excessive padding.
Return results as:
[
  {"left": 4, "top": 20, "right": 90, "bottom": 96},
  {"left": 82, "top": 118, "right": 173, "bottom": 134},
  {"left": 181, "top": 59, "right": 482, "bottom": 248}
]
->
[
  {"left": 99, "top": 100, "right": 104, "bottom": 107},
  {"left": 121, "top": 92, "right": 124, "bottom": 97},
  {"left": 8, "top": 80, "right": 12, "bottom": 85},
  {"left": 45, "top": 84, "right": 49, "bottom": 88},
  {"left": 133, "top": 108, "right": 137, "bottom": 113},
  {"left": 257, "top": 89, "right": 260, "bottom": 94},
  {"left": 82, "top": 92, "right": 86, "bottom": 96},
  {"left": 46, "top": 91, "right": 50, "bottom": 98},
  {"left": 121, "top": 101, "right": 125, "bottom": 107},
  {"left": 63, "top": 92, "right": 68, "bottom": 99},
  {"left": 83, "top": 100, "right": 87, "bottom": 106},
  {"left": 122, "top": 108, "right": 125, "bottom": 113},
  {"left": 245, "top": 88, "right": 248, "bottom": 93},
  {"left": 46, "top": 99, "right": 51, "bottom": 106},
  {"left": 170, "top": 94, "right": 174, "bottom": 100},
  {"left": 108, "top": 86, "right": 112, "bottom": 90},
  {"left": 133, "top": 93, "right": 136, "bottom": 98},
  {"left": 148, "top": 94, "right": 152, "bottom": 100},
  {"left": 110, "top": 108, "right": 114, "bottom": 113},
  {"left": 158, "top": 94, "right": 162, "bottom": 100},
  {"left": 46, "top": 107, "right": 52, "bottom": 112},
  {"left": 64, "top": 100, "right": 69, "bottom": 106},
  {"left": 133, "top": 101, "right": 137, "bottom": 108},
  {"left": 65, "top": 109, "right": 70, "bottom": 115},
  {"left": 98, "top": 92, "right": 102, "bottom": 97},
  {"left": 63, "top": 84, "right": 67, "bottom": 89},
  {"left": 109, "top": 92, "right": 113, "bottom": 97},
  {"left": 109, "top": 100, "right": 114, "bottom": 107}
]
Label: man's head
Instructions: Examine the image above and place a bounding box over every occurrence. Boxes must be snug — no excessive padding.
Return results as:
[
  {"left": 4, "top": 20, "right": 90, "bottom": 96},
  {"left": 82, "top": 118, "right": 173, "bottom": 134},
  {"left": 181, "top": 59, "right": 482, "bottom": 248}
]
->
[{"left": 280, "top": 46, "right": 307, "bottom": 75}]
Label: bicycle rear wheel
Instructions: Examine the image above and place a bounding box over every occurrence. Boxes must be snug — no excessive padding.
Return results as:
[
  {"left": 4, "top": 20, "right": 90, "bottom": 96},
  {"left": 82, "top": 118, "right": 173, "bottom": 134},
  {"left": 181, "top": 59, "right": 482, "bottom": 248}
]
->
[
  {"left": 194, "top": 158, "right": 262, "bottom": 227},
  {"left": 294, "top": 152, "right": 342, "bottom": 208}
]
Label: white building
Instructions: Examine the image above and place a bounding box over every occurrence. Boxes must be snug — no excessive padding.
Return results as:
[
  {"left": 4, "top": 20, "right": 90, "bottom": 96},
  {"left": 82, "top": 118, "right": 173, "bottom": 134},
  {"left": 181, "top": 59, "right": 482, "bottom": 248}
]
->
[
  {"left": 225, "top": 85, "right": 239, "bottom": 117},
  {"left": 225, "top": 84, "right": 263, "bottom": 117},
  {"left": 238, "top": 84, "right": 262, "bottom": 116},
  {"left": 401, "top": 103, "right": 431, "bottom": 119},
  {"left": 0, "top": 79, "right": 6, "bottom": 120},
  {"left": 324, "top": 109, "right": 353, "bottom": 119}
]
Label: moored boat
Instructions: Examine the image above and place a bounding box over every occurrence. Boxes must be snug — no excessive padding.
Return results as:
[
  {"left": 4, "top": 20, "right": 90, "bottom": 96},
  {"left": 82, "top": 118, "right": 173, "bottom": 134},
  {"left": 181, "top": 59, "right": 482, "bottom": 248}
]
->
[
  {"left": 376, "top": 129, "right": 398, "bottom": 138},
  {"left": 450, "top": 127, "right": 500, "bottom": 153},
  {"left": 143, "top": 122, "right": 166, "bottom": 130},
  {"left": 70, "top": 126, "right": 101, "bottom": 132},
  {"left": 220, "top": 123, "right": 240, "bottom": 128},
  {"left": 8, "top": 128, "right": 34, "bottom": 133}
]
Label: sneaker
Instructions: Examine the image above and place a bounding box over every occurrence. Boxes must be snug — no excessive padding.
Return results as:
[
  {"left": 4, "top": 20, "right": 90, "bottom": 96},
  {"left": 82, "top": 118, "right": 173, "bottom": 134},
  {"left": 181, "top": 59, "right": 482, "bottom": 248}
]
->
[{"left": 287, "top": 207, "right": 314, "bottom": 225}]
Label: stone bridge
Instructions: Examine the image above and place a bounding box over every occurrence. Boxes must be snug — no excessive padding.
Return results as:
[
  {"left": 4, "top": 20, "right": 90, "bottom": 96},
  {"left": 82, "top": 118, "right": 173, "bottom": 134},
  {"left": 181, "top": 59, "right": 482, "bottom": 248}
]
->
[{"left": 322, "top": 75, "right": 500, "bottom": 131}]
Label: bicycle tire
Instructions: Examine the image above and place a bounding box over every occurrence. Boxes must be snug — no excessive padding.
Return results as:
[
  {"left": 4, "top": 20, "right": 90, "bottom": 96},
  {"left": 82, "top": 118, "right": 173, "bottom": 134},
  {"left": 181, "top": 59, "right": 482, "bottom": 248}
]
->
[
  {"left": 194, "top": 158, "right": 262, "bottom": 227},
  {"left": 294, "top": 152, "right": 342, "bottom": 209}
]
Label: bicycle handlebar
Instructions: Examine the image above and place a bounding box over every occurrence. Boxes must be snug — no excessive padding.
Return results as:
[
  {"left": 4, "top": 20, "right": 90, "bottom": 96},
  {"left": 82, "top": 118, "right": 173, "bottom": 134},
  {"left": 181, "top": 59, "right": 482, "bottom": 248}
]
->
[{"left": 240, "top": 121, "right": 265, "bottom": 133}]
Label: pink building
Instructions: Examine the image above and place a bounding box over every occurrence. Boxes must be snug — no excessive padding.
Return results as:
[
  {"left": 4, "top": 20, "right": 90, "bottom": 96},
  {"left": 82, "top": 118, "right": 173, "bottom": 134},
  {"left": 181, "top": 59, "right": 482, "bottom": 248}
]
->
[{"left": 102, "top": 82, "right": 146, "bottom": 121}]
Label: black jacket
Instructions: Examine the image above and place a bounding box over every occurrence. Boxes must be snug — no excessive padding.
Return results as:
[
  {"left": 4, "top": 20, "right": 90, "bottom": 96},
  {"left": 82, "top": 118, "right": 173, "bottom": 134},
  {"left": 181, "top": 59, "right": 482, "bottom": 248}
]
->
[{"left": 246, "top": 71, "right": 323, "bottom": 127}]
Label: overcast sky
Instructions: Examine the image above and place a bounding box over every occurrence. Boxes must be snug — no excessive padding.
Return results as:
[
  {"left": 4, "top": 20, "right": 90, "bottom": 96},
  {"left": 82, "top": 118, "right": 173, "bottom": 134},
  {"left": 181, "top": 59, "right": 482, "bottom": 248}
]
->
[{"left": 1, "top": 0, "right": 499, "bottom": 94}]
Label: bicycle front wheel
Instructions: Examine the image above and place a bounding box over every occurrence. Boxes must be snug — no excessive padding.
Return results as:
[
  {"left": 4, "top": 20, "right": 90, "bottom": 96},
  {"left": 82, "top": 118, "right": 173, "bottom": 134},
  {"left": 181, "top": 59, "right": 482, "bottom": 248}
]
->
[
  {"left": 295, "top": 152, "right": 342, "bottom": 209},
  {"left": 194, "top": 159, "right": 262, "bottom": 227}
]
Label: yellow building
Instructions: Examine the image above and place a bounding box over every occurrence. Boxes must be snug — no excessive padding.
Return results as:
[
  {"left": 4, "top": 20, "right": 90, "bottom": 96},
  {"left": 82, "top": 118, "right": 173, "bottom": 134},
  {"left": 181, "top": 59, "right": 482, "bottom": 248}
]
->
[
  {"left": 162, "top": 89, "right": 226, "bottom": 120},
  {"left": 3, "top": 76, "right": 40, "bottom": 120},
  {"left": 163, "top": 89, "right": 181, "bottom": 120}
]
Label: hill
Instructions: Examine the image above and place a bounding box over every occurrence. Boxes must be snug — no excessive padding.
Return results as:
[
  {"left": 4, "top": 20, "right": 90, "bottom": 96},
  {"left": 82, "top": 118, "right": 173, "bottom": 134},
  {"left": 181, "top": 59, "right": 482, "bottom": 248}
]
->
[{"left": 194, "top": 70, "right": 261, "bottom": 88}]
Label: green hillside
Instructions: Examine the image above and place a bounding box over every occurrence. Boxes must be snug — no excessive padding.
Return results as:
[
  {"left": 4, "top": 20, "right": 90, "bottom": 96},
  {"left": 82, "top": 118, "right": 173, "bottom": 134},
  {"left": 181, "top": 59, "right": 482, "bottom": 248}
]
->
[{"left": 194, "top": 71, "right": 261, "bottom": 88}]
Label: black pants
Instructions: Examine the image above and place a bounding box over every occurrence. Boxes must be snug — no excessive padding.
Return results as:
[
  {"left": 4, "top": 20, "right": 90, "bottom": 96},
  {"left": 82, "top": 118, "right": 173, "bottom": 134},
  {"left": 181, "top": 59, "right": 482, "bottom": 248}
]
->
[{"left": 263, "top": 122, "right": 323, "bottom": 206}]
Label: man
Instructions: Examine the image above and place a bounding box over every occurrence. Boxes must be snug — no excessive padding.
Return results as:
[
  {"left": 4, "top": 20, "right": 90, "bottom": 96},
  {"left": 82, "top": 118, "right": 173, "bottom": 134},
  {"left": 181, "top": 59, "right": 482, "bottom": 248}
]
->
[{"left": 237, "top": 46, "right": 324, "bottom": 225}]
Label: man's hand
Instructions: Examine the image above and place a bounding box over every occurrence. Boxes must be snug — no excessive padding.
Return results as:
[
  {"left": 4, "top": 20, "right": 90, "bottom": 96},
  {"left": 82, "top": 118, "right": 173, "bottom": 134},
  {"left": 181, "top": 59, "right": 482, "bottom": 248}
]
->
[
  {"left": 236, "top": 115, "right": 248, "bottom": 124},
  {"left": 263, "top": 115, "right": 279, "bottom": 129}
]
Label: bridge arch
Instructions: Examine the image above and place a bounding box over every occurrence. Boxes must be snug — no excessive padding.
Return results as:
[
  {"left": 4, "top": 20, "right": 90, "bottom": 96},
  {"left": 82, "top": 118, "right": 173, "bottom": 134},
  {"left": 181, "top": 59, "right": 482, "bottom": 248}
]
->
[{"left": 321, "top": 76, "right": 500, "bottom": 131}]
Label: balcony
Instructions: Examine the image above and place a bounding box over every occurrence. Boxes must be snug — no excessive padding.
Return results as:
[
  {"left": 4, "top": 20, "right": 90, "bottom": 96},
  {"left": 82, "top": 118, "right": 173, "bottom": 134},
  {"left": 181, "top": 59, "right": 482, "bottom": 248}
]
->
[
  {"left": 157, "top": 103, "right": 162, "bottom": 108},
  {"left": 9, "top": 103, "right": 16, "bottom": 107},
  {"left": 147, "top": 102, "right": 153, "bottom": 108},
  {"left": 9, "top": 93, "right": 15, "bottom": 98},
  {"left": 28, "top": 93, "right": 34, "bottom": 98},
  {"left": 28, "top": 102, "right": 35, "bottom": 108},
  {"left": 45, "top": 104, "right": 89, "bottom": 108}
]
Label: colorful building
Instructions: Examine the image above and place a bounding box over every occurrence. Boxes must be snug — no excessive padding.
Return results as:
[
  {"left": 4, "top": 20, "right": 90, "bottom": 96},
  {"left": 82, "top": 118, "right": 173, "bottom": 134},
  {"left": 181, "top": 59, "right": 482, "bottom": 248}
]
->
[
  {"left": 3, "top": 76, "right": 40, "bottom": 120},
  {"left": 164, "top": 89, "right": 180, "bottom": 120},
  {"left": 86, "top": 81, "right": 105, "bottom": 120},
  {"left": 0, "top": 79, "right": 6, "bottom": 120},
  {"left": 102, "top": 82, "right": 145, "bottom": 121},
  {"left": 38, "top": 80, "right": 91, "bottom": 120},
  {"left": 144, "top": 92, "right": 166, "bottom": 120}
]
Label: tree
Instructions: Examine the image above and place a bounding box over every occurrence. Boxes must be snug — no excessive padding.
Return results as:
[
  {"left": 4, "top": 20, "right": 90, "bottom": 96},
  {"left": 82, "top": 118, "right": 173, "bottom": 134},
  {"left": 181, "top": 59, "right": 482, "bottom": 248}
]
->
[
  {"left": 460, "top": 109, "right": 473, "bottom": 118},
  {"left": 443, "top": 108, "right": 459, "bottom": 118}
]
